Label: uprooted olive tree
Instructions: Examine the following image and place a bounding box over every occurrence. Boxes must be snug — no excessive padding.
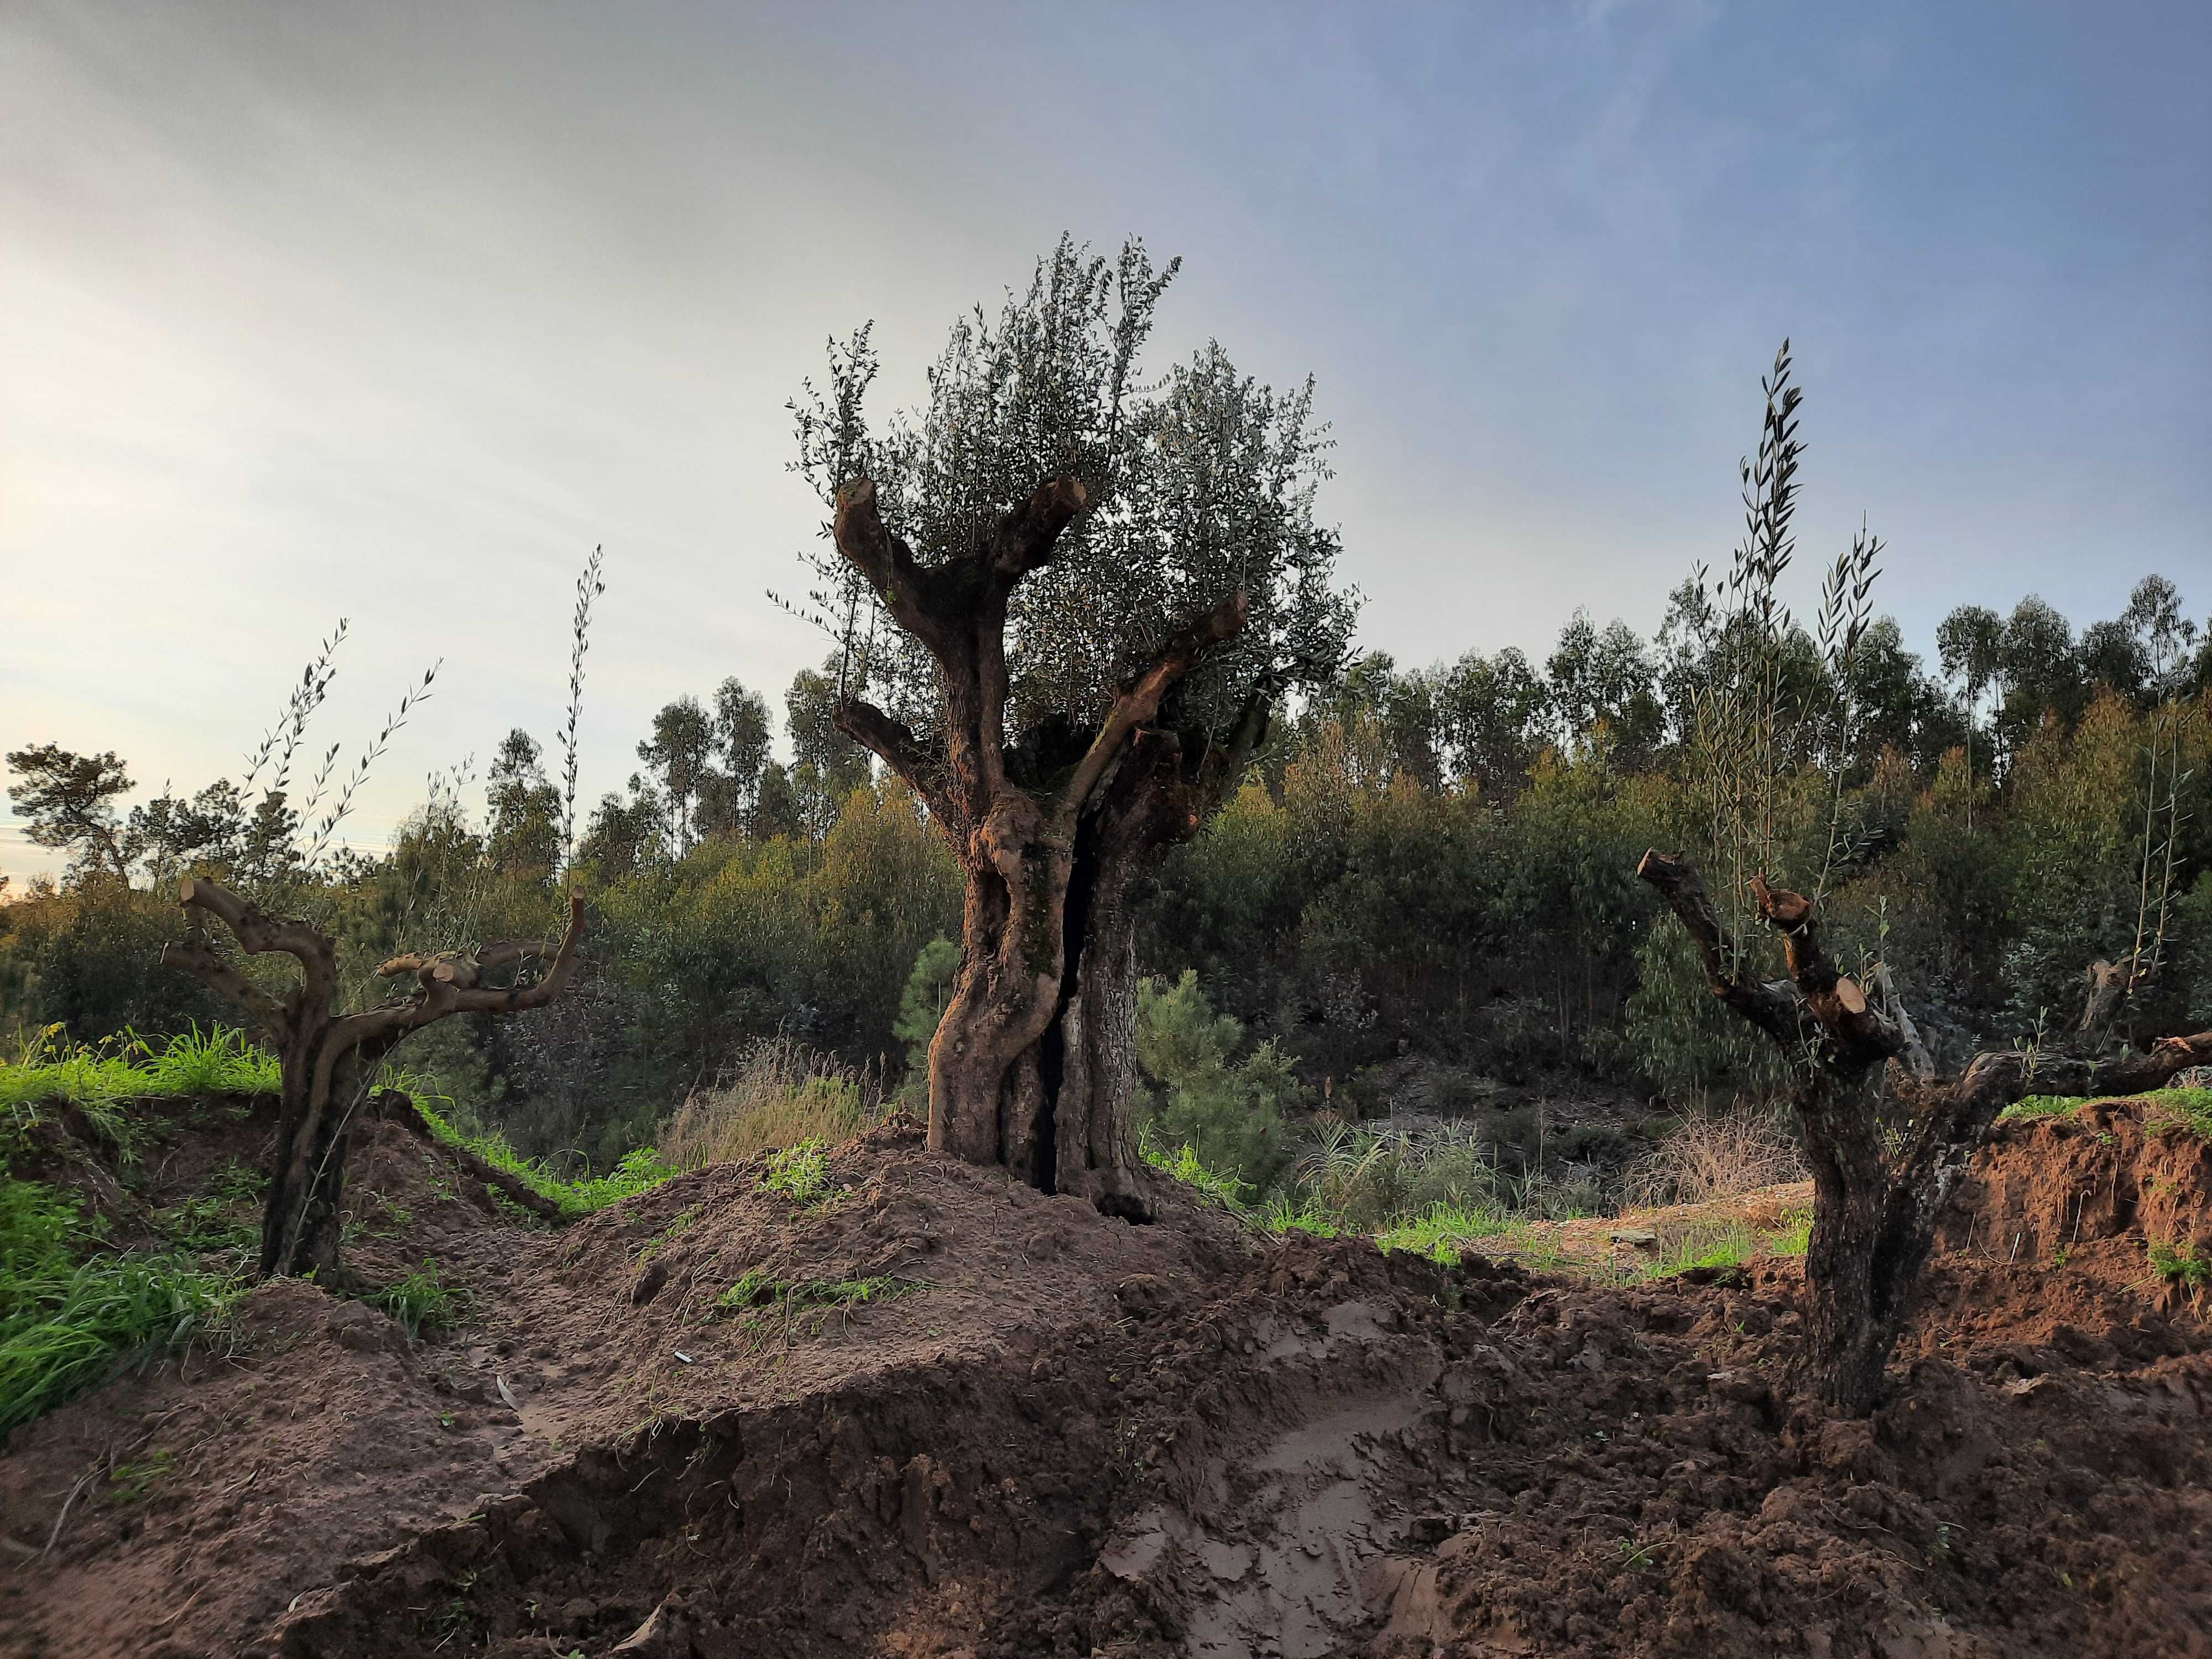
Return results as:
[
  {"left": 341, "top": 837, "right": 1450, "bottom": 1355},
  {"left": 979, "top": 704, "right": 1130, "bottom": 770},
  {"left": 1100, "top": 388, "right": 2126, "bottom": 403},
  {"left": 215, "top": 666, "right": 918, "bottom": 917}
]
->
[
  {"left": 1639, "top": 852, "right": 2212, "bottom": 1412},
  {"left": 160, "top": 877, "right": 585, "bottom": 1279},
  {"left": 790, "top": 237, "right": 1354, "bottom": 1214}
]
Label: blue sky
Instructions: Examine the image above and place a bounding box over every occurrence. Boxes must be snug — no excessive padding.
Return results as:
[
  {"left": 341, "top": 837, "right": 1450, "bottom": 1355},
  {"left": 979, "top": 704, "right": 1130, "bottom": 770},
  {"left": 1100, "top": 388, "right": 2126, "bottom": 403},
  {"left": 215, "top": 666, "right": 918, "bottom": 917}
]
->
[{"left": 3, "top": 2, "right": 2207, "bottom": 879}]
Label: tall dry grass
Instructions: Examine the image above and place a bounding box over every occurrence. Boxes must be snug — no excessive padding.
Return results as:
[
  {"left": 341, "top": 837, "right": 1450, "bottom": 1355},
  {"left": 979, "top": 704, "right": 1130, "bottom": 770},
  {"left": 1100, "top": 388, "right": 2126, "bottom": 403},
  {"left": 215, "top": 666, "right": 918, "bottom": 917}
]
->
[
  {"left": 1627, "top": 1107, "right": 1807, "bottom": 1208},
  {"left": 658, "top": 1037, "right": 889, "bottom": 1169}
]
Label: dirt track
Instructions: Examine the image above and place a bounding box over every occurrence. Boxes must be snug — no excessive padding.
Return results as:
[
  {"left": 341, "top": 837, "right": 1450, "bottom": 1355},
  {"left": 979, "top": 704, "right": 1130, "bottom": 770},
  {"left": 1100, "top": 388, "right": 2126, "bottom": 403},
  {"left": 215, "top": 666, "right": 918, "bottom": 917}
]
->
[{"left": 2, "top": 1102, "right": 2208, "bottom": 1657}]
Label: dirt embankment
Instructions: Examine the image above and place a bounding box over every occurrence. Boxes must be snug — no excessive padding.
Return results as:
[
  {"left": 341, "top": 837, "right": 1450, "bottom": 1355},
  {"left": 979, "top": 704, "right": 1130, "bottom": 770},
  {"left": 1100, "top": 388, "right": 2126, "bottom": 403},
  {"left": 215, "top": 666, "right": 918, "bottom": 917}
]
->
[{"left": 3, "top": 1099, "right": 2209, "bottom": 1657}]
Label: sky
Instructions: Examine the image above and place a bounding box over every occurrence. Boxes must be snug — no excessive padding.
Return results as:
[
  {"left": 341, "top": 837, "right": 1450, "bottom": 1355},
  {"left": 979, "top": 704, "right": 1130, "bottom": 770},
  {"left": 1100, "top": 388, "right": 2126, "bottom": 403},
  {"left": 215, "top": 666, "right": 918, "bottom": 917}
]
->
[{"left": 4, "top": 1, "right": 2208, "bottom": 882}]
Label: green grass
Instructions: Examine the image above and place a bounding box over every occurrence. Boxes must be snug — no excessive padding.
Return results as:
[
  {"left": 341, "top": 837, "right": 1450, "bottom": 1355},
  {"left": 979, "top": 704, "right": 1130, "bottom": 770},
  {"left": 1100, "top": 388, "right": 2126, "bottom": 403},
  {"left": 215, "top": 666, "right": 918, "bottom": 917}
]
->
[
  {"left": 364, "top": 1259, "right": 474, "bottom": 1340},
  {"left": 0, "top": 1177, "right": 242, "bottom": 1436},
  {"left": 1, "top": 1025, "right": 280, "bottom": 1115},
  {"left": 1144, "top": 1129, "right": 1814, "bottom": 1283},
  {"left": 1140, "top": 1135, "right": 1254, "bottom": 1209},
  {"left": 106, "top": 1446, "right": 178, "bottom": 1503},
  {"left": 1616, "top": 1209, "right": 1812, "bottom": 1282},
  {"left": 408, "top": 1099, "right": 675, "bottom": 1220},
  {"left": 156, "top": 1159, "right": 267, "bottom": 1260},
  {"left": 1997, "top": 1094, "right": 2085, "bottom": 1124},
  {"left": 636, "top": 1202, "right": 703, "bottom": 1264},
  {"left": 2, "top": 1026, "right": 677, "bottom": 1223},
  {"left": 1375, "top": 1201, "right": 1515, "bottom": 1261},
  {"left": 714, "top": 1267, "right": 781, "bottom": 1311},
  {"left": 2145, "top": 1088, "right": 2212, "bottom": 1141},
  {"left": 1999, "top": 1086, "right": 2212, "bottom": 1140},
  {"left": 712, "top": 1270, "right": 915, "bottom": 1345}
]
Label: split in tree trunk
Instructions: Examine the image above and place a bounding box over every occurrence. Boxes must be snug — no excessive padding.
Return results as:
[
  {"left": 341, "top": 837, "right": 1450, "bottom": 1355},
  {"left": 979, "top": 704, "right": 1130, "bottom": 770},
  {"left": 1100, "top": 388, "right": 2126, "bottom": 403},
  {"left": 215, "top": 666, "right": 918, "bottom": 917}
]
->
[
  {"left": 161, "top": 879, "right": 585, "bottom": 1279},
  {"left": 829, "top": 477, "right": 1265, "bottom": 1216},
  {"left": 1636, "top": 849, "right": 2212, "bottom": 1412}
]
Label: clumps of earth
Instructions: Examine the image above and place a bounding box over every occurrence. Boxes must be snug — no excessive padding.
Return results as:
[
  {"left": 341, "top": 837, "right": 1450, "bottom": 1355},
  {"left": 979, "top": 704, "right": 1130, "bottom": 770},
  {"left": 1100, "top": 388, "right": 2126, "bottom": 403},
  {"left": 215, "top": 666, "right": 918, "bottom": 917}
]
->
[{"left": 3, "top": 1097, "right": 2208, "bottom": 1657}]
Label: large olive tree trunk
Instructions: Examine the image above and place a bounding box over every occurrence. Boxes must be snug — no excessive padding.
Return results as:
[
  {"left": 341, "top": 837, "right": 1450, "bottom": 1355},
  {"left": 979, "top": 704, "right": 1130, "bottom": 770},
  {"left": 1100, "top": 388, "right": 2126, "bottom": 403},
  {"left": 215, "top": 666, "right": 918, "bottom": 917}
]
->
[
  {"left": 1638, "top": 851, "right": 2212, "bottom": 1412},
  {"left": 831, "top": 479, "right": 1260, "bottom": 1215},
  {"left": 163, "top": 879, "right": 585, "bottom": 1279}
]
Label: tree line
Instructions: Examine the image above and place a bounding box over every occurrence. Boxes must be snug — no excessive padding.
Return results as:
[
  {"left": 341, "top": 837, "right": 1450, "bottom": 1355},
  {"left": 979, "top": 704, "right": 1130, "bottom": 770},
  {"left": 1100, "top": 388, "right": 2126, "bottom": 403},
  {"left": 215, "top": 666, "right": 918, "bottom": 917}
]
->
[{"left": 11, "top": 565, "right": 2207, "bottom": 1158}]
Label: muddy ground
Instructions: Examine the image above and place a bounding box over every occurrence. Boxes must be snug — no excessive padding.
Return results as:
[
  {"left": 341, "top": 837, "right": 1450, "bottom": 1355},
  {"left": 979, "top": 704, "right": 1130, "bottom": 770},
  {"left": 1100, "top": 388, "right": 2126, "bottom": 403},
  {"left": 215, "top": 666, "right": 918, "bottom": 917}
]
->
[{"left": 2, "top": 1097, "right": 2207, "bottom": 1658}]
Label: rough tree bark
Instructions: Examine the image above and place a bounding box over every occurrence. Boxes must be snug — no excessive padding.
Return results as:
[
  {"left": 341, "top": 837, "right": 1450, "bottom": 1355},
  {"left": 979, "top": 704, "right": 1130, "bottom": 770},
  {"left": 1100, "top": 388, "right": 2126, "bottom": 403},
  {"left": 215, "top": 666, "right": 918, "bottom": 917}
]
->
[
  {"left": 830, "top": 477, "right": 1264, "bottom": 1216},
  {"left": 161, "top": 879, "right": 585, "bottom": 1279},
  {"left": 2076, "top": 957, "right": 2141, "bottom": 1039},
  {"left": 1637, "top": 850, "right": 2212, "bottom": 1412}
]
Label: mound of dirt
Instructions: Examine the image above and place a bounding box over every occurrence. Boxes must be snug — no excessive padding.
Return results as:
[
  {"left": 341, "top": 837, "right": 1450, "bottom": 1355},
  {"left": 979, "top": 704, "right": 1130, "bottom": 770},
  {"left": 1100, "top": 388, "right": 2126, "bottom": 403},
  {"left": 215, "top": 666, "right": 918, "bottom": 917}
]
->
[{"left": 3, "top": 1102, "right": 2209, "bottom": 1657}]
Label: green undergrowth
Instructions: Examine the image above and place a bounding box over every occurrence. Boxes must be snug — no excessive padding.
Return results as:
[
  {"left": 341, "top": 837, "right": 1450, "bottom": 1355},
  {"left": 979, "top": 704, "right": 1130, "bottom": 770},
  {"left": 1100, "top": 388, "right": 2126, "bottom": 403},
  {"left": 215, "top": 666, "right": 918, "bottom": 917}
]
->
[
  {"left": 760, "top": 1138, "right": 834, "bottom": 1206},
  {"left": 2149, "top": 1238, "right": 2211, "bottom": 1290},
  {"left": 406, "top": 1098, "right": 676, "bottom": 1221},
  {"left": 0, "top": 1025, "right": 680, "bottom": 1441},
  {"left": 1144, "top": 1132, "right": 1812, "bottom": 1282},
  {"left": 0, "top": 1175, "right": 242, "bottom": 1437},
  {"left": 1641, "top": 1212, "right": 1813, "bottom": 1279},
  {"left": 2147, "top": 1089, "right": 2212, "bottom": 1140},
  {"left": 156, "top": 1160, "right": 267, "bottom": 1259},
  {"left": 1999, "top": 1085, "right": 2212, "bottom": 1139},
  {"left": 2, "top": 1025, "right": 679, "bottom": 1223},
  {"left": 1, "top": 1025, "right": 280, "bottom": 1118},
  {"left": 712, "top": 1269, "right": 915, "bottom": 1346},
  {"left": 364, "top": 1258, "right": 474, "bottom": 1340}
]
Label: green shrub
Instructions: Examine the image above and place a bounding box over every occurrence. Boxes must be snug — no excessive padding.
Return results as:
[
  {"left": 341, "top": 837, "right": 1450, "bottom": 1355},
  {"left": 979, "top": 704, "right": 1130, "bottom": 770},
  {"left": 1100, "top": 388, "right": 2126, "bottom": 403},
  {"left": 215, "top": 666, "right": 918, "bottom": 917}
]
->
[
  {"left": 2149, "top": 1238, "right": 2210, "bottom": 1288},
  {"left": 1136, "top": 971, "right": 1301, "bottom": 1192},
  {"left": 762, "top": 1138, "right": 832, "bottom": 1205}
]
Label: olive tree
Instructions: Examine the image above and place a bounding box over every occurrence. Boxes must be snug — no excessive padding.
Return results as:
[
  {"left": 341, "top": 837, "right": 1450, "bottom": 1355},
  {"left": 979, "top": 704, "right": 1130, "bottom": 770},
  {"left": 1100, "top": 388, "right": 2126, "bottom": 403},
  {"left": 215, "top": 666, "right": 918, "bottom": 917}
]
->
[
  {"left": 163, "top": 878, "right": 585, "bottom": 1278},
  {"left": 1641, "top": 345, "right": 2212, "bottom": 1411},
  {"left": 787, "top": 237, "right": 1354, "bottom": 1213}
]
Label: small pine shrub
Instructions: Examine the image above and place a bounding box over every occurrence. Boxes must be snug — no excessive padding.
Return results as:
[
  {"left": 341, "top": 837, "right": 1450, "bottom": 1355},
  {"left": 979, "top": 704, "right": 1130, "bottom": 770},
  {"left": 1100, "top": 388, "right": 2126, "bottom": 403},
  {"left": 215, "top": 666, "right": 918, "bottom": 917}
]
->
[{"left": 1135, "top": 972, "right": 1302, "bottom": 1191}]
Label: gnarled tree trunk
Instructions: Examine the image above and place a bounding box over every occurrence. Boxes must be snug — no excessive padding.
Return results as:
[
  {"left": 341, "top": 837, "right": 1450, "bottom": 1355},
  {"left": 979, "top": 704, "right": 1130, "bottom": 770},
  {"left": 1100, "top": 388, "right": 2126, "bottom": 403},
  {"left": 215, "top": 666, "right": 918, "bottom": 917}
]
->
[
  {"left": 163, "top": 879, "right": 586, "bottom": 1279},
  {"left": 1637, "top": 851, "right": 2212, "bottom": 1412},
  {"left": 830, "top": 478, "right": 1260, "bottom": 1215}
]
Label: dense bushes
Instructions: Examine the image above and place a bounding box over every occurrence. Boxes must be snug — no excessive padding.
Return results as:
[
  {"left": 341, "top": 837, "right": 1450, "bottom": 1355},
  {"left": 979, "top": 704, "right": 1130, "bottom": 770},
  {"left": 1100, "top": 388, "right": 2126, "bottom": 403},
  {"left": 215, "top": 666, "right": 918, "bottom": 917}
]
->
[{"left": 1145, "top": 669, "right": 2212, "bottom": 1102}]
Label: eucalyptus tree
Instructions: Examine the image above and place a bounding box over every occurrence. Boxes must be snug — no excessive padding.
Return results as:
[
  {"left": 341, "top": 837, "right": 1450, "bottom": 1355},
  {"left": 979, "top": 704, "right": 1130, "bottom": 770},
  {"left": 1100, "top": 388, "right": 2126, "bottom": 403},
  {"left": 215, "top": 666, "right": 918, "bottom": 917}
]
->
[
  {"left": 787, "top": 236, "right": 1355, "bottom": 1212},
  {"left": 700, "top": 676, "right": 774, "bottom": 837},
  {"left": 637, "top": 696, "right": 716, "bottom": 854}
]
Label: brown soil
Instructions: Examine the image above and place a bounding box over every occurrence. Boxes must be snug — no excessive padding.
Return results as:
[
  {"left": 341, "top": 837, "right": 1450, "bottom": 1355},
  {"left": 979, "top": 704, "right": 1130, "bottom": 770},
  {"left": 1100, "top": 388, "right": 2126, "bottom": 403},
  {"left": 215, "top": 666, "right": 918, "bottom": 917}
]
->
[{"left": 2, "top": 1098, "right": 2208, "bottom": 1657}]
